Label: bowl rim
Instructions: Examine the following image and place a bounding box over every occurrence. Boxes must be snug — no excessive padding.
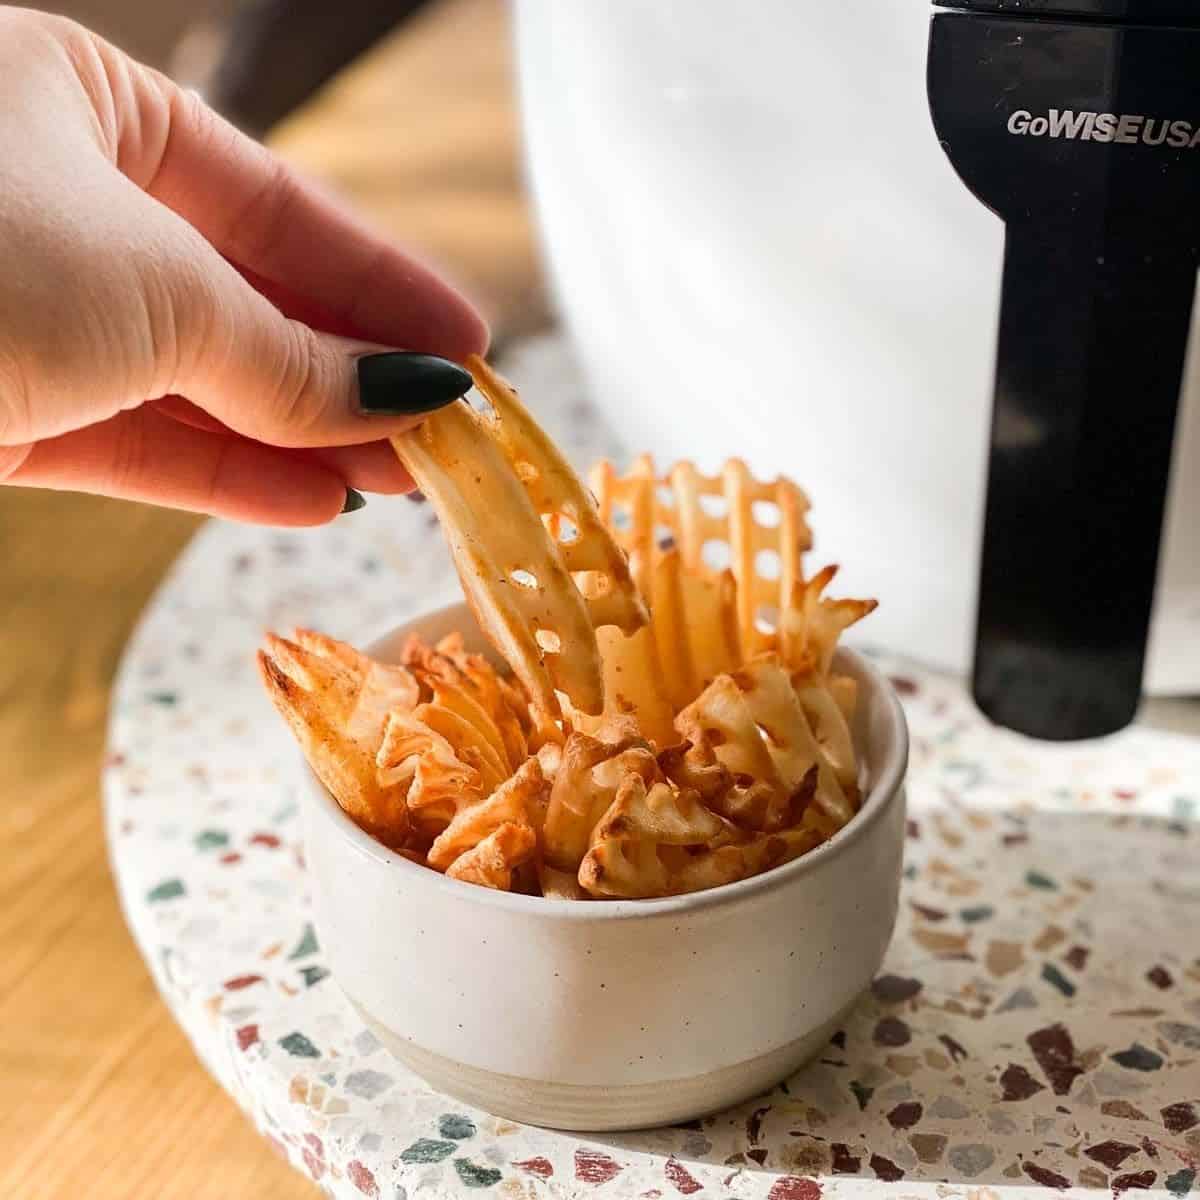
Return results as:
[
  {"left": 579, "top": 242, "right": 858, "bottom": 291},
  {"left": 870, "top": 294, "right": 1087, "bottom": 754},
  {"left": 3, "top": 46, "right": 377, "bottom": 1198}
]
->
[{"left": 302, "top": 603, "right": 909, "bottom": 922}]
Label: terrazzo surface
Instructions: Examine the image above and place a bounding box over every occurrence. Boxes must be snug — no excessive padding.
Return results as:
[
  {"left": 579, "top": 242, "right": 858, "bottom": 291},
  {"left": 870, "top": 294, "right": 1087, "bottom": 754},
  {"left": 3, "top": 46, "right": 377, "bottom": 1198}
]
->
[{"left": 106, "top": 336, "right": 1200, "bottom": 1199}]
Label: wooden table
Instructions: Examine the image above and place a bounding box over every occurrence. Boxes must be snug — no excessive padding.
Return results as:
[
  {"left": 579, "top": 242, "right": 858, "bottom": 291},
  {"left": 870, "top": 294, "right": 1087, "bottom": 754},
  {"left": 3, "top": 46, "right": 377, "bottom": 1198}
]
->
[{"left": 0, "top": 1, "right": 539, "bottom": 1195}]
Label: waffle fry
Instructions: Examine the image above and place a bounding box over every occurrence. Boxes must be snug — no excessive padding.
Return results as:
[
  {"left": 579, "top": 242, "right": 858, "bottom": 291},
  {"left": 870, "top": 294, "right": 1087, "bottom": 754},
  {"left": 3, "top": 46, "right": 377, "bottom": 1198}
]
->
[
  {"left": 261, "top": 417, "right": 878, "bottom": 898},
  {"left": 445, "top": 821, "right": 537, "bottom": 891},
  {"left": 543, "top": 718, "right": 657, "bottom": 872},
  {"left": 676, "top": 655, "right": 860, "bottom": 835},
  {"left": 376, "top": 708, "right": 480, "bottom": 833},
  {"left": 427, "top": 758, "right": 548, "bottom": 871},
  {"left": 257, "top": 633, "right": 416, "bottom": 846},
  {"left": 392, "top": 357, "right": 646, "bottom": 718},
  {"left": 579, "top": 776, "right": 728, "bottom": 898},
  {"left": 779, "top": 564, "right": 877, "bottom": 675},
  {"left": 402, "top": 633, "right": 529, "bottom": 769},
  {"left": 591, "top": 456, "right": 812, "bottom": 662}
]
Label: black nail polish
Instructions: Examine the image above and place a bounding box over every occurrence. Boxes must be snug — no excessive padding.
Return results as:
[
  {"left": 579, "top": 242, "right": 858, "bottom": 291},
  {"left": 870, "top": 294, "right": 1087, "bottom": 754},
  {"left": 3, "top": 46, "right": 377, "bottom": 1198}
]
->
[
  {"left": 341, "top": 488, "right": 367, "bottom": 514},
  {"left": 357, "top": 352, "right": 473, "bottom": 415}
]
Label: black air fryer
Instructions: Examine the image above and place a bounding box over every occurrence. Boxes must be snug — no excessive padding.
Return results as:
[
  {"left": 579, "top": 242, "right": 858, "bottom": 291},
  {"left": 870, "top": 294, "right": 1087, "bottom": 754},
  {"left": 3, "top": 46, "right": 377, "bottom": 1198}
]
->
[{"left": 928, "top": 0, "right": 1200, "bottom": 741}]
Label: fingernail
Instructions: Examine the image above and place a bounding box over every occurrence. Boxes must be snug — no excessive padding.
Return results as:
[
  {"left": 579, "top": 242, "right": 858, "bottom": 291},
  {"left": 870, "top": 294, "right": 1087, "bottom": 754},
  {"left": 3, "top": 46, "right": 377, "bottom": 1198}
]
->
[
  {"left": 357, "top": 352, "right": 473, "bottom": 415},
  {"left": 341, "top": 488, "right": 367, "bottom": 514}
]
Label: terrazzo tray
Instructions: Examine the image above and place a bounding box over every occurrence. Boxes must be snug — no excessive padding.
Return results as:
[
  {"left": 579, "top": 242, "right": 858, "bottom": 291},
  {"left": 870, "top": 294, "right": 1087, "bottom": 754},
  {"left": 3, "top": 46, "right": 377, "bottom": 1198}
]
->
[{"left": 106, "top": 336, "right": 1200, "bottom": 1199}]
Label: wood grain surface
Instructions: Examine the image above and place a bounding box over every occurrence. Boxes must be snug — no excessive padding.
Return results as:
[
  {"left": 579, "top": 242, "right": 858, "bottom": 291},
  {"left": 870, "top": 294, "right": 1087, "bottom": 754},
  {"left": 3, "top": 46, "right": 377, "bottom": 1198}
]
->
[{"left": 0, "top": 1, "right": 538, "bottom": 1195}]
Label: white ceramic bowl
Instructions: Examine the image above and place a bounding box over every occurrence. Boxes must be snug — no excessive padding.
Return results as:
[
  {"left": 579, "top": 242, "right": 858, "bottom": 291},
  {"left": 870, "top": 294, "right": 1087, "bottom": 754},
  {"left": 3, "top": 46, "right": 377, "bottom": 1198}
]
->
[{"left": 302, "top": 603, "right": 909, "bottom": 1131}]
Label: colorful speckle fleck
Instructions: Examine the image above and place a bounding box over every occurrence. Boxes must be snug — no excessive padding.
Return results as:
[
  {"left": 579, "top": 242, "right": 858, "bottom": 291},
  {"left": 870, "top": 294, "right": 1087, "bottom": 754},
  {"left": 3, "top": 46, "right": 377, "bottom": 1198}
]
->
[
  {"left": 453, "top": 1159, "right": 502, "bottom": 1189},
  {"left": 873, "top": 1017, "right": 911, "bottom": 1047},
  {"left": 1026, "top": 870, "right": 1058, "bottom": 890},
  {"left": 767, "top": 1178, "right": 821, "bottom": 1200},
  {"left": 1027, "top": 1023, "right": 1085, "bottom": 1096},
  {"left": 576, "top": 1149, "right": 622, "bottom": 1184},
  {"left": 287, "top": 924, "right": 319, "bottom": 960},
  {"left": 1162, "top": 1102, "right": 1199, "bottom": 1133},
  {"left": 342, "top": 1070, "right": 393, "bottom": 1100},
  {"left": 663, "top": 1158, "right": 702, "bottom": 1195},
  {"left": 512, "top": 1157, "right": 554, "bottom": 1178},
  {"left": 1166, "top": 1168, "right": 1197, "bottom": 1197},
  {"left": 439, "top": 1114, "right": 477, "bottom": 1141},
  {"left": 870, "top": 975, "right": 922, "bottom": 1003},
  {"left": 1113, "top": 1170, "right": 1158, "bottom": 1193},
  {"left": 1000, "top": 1064, "right": 1045, "bottom": 1101},
  {"left": 1112, "top": 1044, "right": 1165, "bottom": 1072},
  {"left": 886, "top": 1102, "right": 922, "bottom": 1130},
  {"left": 869, "top": 1154, "right": 904, "bottom": 1182},
  {"left": 277, "top": 1032, "right": 320, "bottom": 1058},
  {"left": 346, "top": 1160, "right": 379, "bottom": 1197},
  {"left": 146, "top": 878, "right": 185, "bottom": 903},
  {"left": 400, "top": 1139, "right": 456, "bottom": 1164}
]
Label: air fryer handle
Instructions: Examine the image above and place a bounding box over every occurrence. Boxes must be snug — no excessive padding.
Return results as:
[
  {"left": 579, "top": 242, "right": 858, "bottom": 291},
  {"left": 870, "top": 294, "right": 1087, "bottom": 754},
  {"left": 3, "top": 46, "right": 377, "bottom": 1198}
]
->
[{"left": 973, "top": 227, "right": 1193, "bottom": 738}]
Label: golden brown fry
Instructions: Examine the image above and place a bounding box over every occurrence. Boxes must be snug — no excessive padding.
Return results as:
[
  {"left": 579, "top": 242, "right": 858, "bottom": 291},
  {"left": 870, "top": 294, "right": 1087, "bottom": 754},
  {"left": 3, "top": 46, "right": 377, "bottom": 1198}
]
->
[
  {"left": 579, "top": 776, "right": 732, "bottom": 899},
  {"left": 259, "top": 437, "right": 877, "bottom": 899},
  {"left": 676, "top": 673, "right": 791, "bottom": 831},
  {"left": 445, "top": 821, "right": 537, "bottom": 891},
  {"left": 376, "top": 708, "right": 482, "bottom": 827},
  {"left": 257, "top": 646, "right": 410, "bottom": 847},
  {"left": 779, "top": 564, "right": 878, "bottom": 676},
  {"left": 668, "top": 459, "right": 811, "bottom": 658},
  {"left": 591, "top": 776, "right": 727, "bottom": 848},
  {"left": 676, "top": 655, "right": 860, "bottom": 835},
  {"left": 391, "top": 359, "right": 645, "bottom": 717},
  {"left": 543, "top": 721, "right": 656, "bottom": 873},
  {"left": 593, "top": 456, "right": 813, "bottom": 661},
  {"left": 427, "top": 758, "right": 547, "bottom": 871},
  {"left": 415, "top": 633, "right": 532, "bottom": 767},
  {"left": 650, "top": 550, "right": 741, "bottom": 710}
]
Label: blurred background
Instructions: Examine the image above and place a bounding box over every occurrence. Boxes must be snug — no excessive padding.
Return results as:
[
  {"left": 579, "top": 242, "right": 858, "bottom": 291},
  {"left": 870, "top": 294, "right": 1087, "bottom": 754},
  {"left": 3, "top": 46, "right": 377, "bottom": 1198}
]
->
[{"left": 0, "top": 1, "right": 539, "bottom": 1195}]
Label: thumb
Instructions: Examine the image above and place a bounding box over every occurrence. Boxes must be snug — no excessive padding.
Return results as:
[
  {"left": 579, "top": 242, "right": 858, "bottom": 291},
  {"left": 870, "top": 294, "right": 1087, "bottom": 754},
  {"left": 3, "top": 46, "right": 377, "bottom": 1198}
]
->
[{"left": 170, "top": 248, "right": 475, "bottom": 448}]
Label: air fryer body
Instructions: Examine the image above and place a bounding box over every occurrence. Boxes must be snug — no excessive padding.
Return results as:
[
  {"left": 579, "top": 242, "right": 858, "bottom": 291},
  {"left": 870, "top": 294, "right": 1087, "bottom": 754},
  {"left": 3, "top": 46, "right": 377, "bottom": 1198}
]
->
[{"left": 512, "top": 0, "right": 1200, "bottom": 694}]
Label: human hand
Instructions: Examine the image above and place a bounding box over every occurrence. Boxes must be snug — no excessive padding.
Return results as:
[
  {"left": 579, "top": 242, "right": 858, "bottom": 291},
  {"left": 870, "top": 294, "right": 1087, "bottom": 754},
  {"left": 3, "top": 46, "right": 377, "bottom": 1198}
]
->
[{"left": 0, "top": 6, "right": 488, "bottom": 525}]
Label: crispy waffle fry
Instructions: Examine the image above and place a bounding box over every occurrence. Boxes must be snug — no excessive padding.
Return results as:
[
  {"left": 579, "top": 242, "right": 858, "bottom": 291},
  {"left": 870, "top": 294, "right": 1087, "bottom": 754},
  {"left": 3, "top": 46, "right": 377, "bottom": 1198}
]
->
[
  {"left": 779, "top": 564, "right": 877, "bottom": 676},
  {"left": 579, "top": 776, "right": 730, "bottom": 899},
  {"left": 427, "top": 758, "right": 548, "bottom": 871},
  {"left": 675, "top": 673, "right": 792, "bottom": 831},
  {"left": 392, "top": 358, "right": 645, "bottom": 717},
  {"left": 257, "top": 635, "right": 415, "bottom": 846},
  {"left": 676, "top": 655, "right": 859, "bottom": 835},
  {"left": 260, "top": 417, "right": 879, "bottom": 899},
  {"left": 376, "top": 708, "right": 481, "bottom": 836},
  {"left": 592, "top": 456, "right": 812, "bottom": 661},
  {"left": 404, "top": 633, "right": 531, "bottom": 768},
  {"left": 670, "top": 459, "right": 811, "bottom": 657},
  {"left": 445, "top": 821, "right": 537, "bottom": 890},
  {"left": 650, "top": 550, "right": 741, "bottom": 710},
  {"left": 543, "top": 718, "right": 656, "bottom": 872},
  {"left": 592, "top": 776, "right": 727, "bottom": 847}
]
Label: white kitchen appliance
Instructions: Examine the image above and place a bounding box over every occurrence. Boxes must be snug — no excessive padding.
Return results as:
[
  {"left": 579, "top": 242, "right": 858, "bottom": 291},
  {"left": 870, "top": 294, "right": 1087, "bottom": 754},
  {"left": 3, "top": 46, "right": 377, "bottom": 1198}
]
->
[{"left": 512, "top": 1, "right": 1200, "bottom": 710}]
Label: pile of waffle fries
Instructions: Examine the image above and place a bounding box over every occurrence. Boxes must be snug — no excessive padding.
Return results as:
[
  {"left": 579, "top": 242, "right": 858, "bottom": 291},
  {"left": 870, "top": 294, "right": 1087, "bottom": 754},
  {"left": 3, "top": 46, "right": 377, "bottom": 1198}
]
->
[{"left": 259, "top": 358, "right": 875, "bottom": 899}]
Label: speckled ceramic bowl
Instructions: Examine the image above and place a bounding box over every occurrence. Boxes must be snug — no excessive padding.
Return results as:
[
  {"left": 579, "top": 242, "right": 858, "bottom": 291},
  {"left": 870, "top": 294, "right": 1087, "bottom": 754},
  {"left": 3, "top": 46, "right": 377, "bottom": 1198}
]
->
[{"left": 301, "top": 603, "right": 908, "bottom": 1132}]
